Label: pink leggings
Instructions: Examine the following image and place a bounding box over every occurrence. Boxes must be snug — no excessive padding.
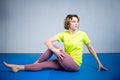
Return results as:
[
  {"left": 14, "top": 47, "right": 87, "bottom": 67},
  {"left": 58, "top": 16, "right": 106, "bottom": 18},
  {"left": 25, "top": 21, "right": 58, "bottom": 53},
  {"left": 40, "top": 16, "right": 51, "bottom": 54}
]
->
[{"left": 24, "top": 45, "right": 80, "bottom": 72}]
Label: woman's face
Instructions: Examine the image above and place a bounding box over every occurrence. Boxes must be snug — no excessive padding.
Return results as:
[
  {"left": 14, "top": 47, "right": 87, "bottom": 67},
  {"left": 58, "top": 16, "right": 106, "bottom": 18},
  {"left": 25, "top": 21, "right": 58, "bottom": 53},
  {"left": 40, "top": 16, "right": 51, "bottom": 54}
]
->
[{"left": 69, "top": 17, "right": 79, "bottom": 31}]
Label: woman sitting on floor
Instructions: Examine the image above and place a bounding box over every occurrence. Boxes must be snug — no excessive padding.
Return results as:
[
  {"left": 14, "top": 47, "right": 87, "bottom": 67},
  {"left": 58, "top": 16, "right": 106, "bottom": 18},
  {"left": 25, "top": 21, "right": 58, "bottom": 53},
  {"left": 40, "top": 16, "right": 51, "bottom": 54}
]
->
[{"left": 3, "top": 14, "right": 108, "bottom": 72}]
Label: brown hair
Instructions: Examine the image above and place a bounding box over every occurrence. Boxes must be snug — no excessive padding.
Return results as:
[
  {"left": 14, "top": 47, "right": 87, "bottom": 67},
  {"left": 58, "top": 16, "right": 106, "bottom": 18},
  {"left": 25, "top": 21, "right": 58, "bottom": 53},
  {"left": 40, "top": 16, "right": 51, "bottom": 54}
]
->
[{"left": 64, "top": 14, "right": 80, "bottom": 30}]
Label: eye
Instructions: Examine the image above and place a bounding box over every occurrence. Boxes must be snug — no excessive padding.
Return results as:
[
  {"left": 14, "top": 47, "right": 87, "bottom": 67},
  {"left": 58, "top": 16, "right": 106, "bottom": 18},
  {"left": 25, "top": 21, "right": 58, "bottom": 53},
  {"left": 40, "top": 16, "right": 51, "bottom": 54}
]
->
[
  {"left": 72, "top": 20, "right": 78, "bottom": 23},
  {"left": 72, "top": 21, "right": 76, "bottom": 23}
]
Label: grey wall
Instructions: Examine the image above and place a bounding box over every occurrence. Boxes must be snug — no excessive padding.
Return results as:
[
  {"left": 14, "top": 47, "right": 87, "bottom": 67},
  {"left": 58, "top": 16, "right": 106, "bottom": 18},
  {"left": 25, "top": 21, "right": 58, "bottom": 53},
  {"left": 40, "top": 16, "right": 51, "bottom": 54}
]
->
[{"left": 0, "top": 0, "right": 120, "bottom": 53}]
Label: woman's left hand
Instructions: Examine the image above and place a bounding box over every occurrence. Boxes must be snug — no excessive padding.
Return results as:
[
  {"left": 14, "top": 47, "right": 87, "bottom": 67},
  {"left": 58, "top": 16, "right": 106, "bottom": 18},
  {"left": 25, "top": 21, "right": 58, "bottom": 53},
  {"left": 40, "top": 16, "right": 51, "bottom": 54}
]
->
[{"left": 98, "top": 64, "right": 108, "bottom": 71}]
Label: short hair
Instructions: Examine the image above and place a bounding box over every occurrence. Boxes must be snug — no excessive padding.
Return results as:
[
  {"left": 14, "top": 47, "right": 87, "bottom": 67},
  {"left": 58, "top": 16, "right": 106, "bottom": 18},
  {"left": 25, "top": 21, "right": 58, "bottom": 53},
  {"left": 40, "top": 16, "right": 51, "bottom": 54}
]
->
[{"left": 64, "top": 14, "right": 80, "bottom": 30}]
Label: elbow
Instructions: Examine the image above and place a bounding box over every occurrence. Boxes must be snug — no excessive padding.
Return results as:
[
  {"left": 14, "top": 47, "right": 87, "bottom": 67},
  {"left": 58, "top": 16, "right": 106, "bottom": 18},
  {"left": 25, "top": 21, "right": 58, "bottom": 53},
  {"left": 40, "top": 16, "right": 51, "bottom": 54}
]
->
[
  {"left": 45, "top": 39, "right": 49, "bottom": 46},
  {"left": 44, "top": 37, "right": 56, "bottom": 46},
  {"left": 87, "top": 46, "right": 93, "bottom": 52},
  {"left": 45, "top": 39, "right": 52, "bottom": 46},
  {"left": 88, "top": 46, "right": 92, "bottom": 51}
]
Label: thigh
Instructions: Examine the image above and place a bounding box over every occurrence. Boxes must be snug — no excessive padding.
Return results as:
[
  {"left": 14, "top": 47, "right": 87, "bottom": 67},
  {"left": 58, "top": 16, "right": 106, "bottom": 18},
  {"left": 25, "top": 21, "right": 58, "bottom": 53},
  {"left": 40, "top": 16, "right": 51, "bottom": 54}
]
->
[
  {"left": 58, "top": 50, "right": 80, "bottom": 71},
  {"left": 52, "top": 44, "right": 80, "bottom": 71}
]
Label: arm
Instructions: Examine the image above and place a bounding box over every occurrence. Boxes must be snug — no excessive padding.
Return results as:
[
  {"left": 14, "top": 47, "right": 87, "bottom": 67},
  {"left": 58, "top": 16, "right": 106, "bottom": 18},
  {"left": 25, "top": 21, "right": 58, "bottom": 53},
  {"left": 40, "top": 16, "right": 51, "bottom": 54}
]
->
[
  {"left": 86, "top": 43, "right": 108, "bottom": 71},
  {"left": 45, "top": 36, "right": 59, "bottom": 53},
  {"left": 45, "top": 36, "right": 64, "bottom": 60}
]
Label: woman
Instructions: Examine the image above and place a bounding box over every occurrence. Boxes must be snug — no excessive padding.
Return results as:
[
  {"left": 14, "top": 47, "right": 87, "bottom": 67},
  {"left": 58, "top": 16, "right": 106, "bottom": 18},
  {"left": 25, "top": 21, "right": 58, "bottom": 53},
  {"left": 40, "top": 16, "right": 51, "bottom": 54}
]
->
[{"left": 3, "top": 14, "right": 108, "bottom": 72}]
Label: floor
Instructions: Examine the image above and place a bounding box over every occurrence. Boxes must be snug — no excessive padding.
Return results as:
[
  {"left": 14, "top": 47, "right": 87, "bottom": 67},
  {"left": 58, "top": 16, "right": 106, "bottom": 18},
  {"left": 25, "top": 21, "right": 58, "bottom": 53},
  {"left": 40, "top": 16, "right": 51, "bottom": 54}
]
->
[{"left": 0, "top": 53, "right": 120, "bottom": 80}]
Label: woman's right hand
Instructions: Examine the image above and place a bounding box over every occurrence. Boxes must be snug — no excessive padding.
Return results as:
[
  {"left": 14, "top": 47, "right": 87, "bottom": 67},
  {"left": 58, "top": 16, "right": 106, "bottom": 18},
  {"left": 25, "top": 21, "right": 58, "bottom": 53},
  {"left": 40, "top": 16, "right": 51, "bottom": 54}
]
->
[{"left": 55, "top": 49, "right": 65, "bottom": 60}]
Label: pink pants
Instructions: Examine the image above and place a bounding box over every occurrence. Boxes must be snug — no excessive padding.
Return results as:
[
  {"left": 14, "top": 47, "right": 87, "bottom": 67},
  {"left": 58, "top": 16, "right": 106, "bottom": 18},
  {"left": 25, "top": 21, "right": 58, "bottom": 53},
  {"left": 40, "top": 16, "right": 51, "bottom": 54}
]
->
[{"left": 24, "top": 45, "right": 80, "bottom": 72}]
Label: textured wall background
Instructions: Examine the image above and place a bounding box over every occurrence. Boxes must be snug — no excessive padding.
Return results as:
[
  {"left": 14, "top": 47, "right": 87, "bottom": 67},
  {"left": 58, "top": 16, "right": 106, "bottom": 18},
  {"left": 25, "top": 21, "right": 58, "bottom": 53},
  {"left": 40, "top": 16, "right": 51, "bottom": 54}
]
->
[{"left": 0, "top": 0, "right": 120, "bottom": 53}]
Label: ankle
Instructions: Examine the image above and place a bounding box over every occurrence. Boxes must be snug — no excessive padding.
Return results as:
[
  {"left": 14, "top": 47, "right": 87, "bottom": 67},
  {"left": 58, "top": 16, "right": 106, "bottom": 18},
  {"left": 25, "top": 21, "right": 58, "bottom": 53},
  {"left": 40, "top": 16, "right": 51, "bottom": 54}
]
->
[{"left": 19, "top": 65, "right": 24, "bottom": 70}]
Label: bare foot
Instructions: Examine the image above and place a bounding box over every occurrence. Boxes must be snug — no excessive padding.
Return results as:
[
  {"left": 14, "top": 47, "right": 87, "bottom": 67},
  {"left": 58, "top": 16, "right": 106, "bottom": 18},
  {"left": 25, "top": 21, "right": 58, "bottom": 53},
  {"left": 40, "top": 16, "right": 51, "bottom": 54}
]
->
[{"left": 3, "top": 62, "right": 20, "bottom": 72}]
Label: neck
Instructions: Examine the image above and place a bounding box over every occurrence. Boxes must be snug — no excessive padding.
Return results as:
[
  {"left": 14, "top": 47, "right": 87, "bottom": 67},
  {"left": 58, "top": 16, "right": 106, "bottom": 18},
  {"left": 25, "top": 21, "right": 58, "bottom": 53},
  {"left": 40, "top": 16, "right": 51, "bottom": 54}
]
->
[{"left": 69, "top": 29, "right": 78, "bottom": 35}]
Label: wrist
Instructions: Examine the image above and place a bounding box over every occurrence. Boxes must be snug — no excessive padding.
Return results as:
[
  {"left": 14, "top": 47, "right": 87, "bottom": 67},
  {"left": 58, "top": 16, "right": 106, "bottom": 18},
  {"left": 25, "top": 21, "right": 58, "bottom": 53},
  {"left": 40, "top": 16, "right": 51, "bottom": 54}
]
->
[
  {"left": 54, "top": 49, "right": 60, "bottom": 53},
  {"left": 98, "top": 62, "right": 102, "bottom": 66}
]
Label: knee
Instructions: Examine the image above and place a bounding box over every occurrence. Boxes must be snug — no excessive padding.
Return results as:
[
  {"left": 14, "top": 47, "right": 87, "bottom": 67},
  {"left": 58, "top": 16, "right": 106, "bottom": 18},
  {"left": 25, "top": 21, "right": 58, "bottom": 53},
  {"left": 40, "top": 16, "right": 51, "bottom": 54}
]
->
[{"left": 66, "top": 67, "right": 80, "bottom": 72}]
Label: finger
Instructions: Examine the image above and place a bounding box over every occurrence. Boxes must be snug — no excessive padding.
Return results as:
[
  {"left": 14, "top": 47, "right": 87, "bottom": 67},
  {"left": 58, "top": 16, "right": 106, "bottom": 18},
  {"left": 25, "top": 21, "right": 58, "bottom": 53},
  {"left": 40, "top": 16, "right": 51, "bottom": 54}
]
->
[
  {"left": 98, "top": 66, "right": 108, "bottom": 71},
  {"left": 98, "top": 65, "right": 102, "bottom": 71},
  {"left": 98, "top": 67, "right": 101, "bottom": 71},
  {"left": 57, "top": 56, "right": 61, "bottom": 60},
  {"left": 60, "top": 55, "right": 64, "bottom": 60},
  {"left": 57, "top": 55, "right": 62, "bottom": 60},
  {"left": 59, "top": 54, "right": 64, "bottom": 60},
  {"left": 61, "top": 54, "right": 65, "bottom": 57},
  {"left": 102, "top": 67, "right": 108, "bottom": 71},
  {"left": 59, "top": 56, "right": 63, "bottom": 60}
]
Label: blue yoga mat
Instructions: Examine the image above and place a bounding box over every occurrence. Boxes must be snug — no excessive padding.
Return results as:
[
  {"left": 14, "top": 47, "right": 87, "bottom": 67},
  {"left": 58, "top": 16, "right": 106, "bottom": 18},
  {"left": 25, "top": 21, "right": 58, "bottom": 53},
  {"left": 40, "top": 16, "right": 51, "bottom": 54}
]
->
[{"left": 0, "top": 53, "right": 120, "bottom": 80}]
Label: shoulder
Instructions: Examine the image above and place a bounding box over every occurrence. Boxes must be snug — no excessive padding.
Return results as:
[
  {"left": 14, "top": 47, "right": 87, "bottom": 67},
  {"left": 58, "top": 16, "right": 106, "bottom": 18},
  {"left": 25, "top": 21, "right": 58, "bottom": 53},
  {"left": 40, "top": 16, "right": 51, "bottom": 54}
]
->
[
  {"left": 57, "top": 30, "right": 69, "bottom": 35},
  {"left": 62, "top": 30, "right": 69, "bottom": 33},
  {"left": 78, "top": 31, "right": 87, "bottom": 35}
]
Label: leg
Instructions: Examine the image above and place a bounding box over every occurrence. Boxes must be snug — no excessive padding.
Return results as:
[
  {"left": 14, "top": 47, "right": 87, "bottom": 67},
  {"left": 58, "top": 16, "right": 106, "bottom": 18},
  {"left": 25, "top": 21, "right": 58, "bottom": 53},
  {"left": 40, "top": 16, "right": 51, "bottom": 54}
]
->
[
  {"left": 52, "top": 45, "right": 80, "bottom": 72},
  {"left": 3, "top": 44, "right": 79, "bottom": 72},
  {"left": 36, "top": 49, "right": 53, "bottom": 63},
  {"left": 35, "top": 44, "right": 62, "bottom": 63},
  {"left": 58, "top": 50, "right": 80, "bottom": 71},
  {"left": 25, "top": 60, "right": 64, "bottom": 71},
  {"left": 3, "top": 60, "right": 64, "bottom": 72}
]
